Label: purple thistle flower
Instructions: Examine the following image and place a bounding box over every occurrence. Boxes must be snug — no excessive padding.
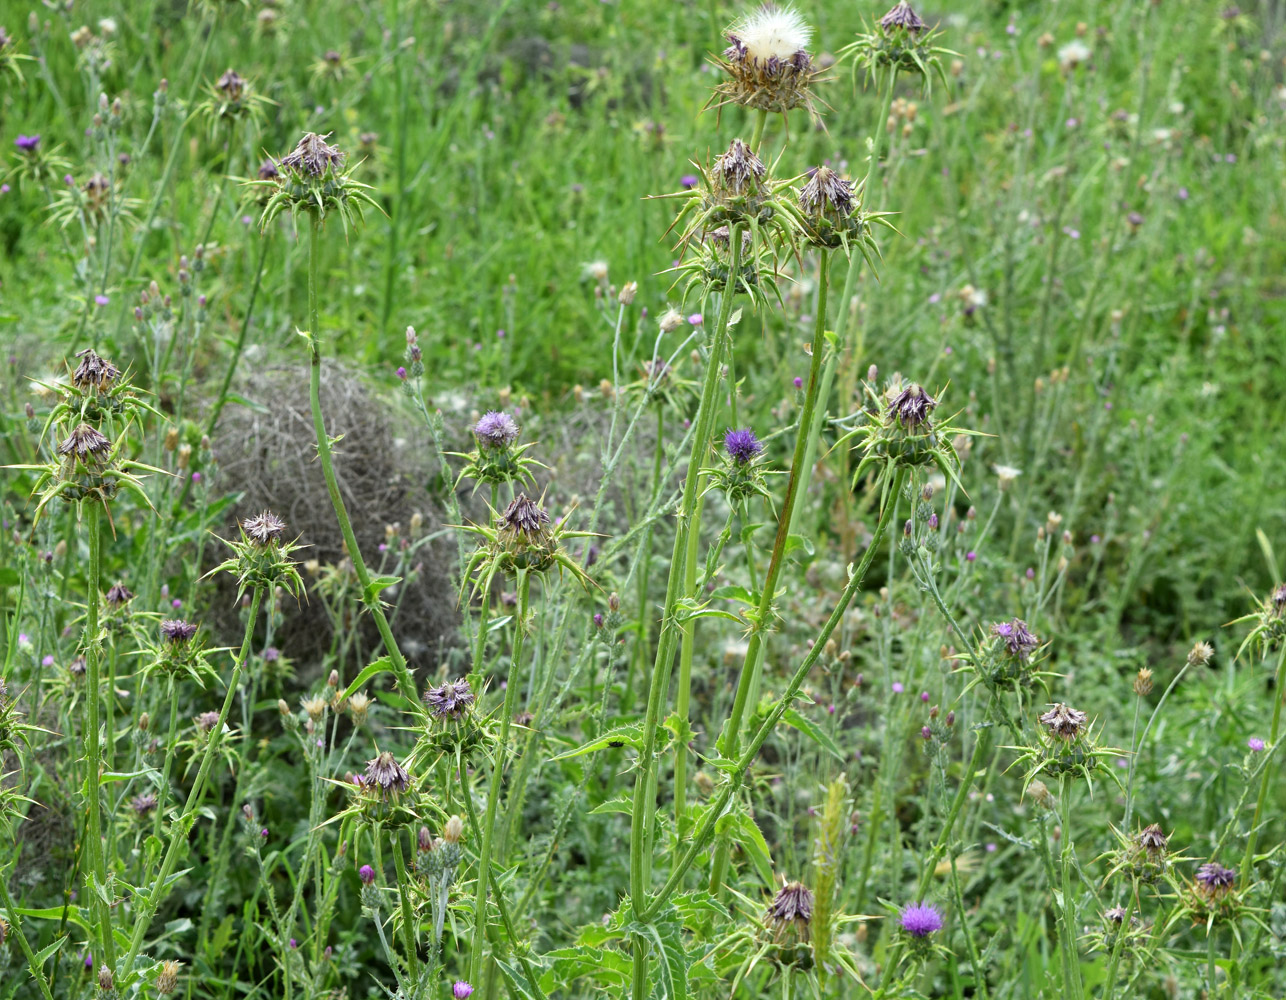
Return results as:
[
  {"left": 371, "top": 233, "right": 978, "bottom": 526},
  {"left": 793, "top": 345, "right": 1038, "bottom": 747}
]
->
[
  {"left": 423, "top": 678, "right": 476, "bottom": 721},
  {"left": 887, "top": 382, "right": 937, "bottom": 429},
  {"left": 15, "top": 134, "right": 40, "bottom": 152},
  {"left": 1195, "top": 861, "right": 1236, "bottom": 900},
  {"left": 1247, "top": 737, "right": 1265, "bottom": 752},
  {"left": 474, "top": 410, "right": 520, "bottom": 449},
  {"left": 680, "top": 174, "right": 699, "bottom": 189},
  {"left": 892, "top": 682, "right": 904, "bottom": 694},
  {"left": 899, "top": 901, "right": 944, "bottom": 937},
  {"left": 159, "top": 619, "right": 198, "bottom": 645},
  {"left": 453, "top": 983, "right": 475, "bottom": 1000},
  {"left": 724, "top": 427, "right": 763, "bottom": 465},
  {"left": 990, "top": 618, "right": 1038, "bottom": 659},
  {"left": 358, "top": 864, "right": 376, "bottom": 885}
]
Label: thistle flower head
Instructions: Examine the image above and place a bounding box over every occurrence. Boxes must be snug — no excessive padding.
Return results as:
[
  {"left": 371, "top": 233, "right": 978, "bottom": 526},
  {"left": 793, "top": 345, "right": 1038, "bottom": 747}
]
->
[
  {"left": 501, "top": 494, "right": 552, "bottom": 540},
  {"left": 453, "top": 983, "right": 475, "bottom": 1000},
  {"left": 71, "top": 348, "right": 121, "bottom": 392},
  {"left": 15, "top": 134, "right": 40, "bottom": 152},
  {"left": 881, "top": 1, "right": 926, "bottom": 33},
  {"left": 1039, "top": 702, "right": 1088, "bottom": 740},
  {"left": 159, "top": 619, "right": 198, "bottom": 645},
  {"left": 131, "top": 792, "right": 158, "bottom": 816},
  {"left": 240, "top": 510, "right": 287, "bottom": 545},
  {"left": 709, "top": 138, "right": 767, "bottom": 199},
  {"left": 423, "top": 678, "right": 475, "bottom": 721},
  {"left": 196, "top": 711, "right": 221, "bottom": 733},
  {"left": 215, "top": 68, "right": 246, "bottom": 101},
  {"left": 1195, "top": 861, "right": 1236, "bottom": 901},
  {"left": 799, "top": 166, "right": 855, "bottom": 219},
  {"left": 716, "top": 5, "right": 821, "bottom": 116},
  {"left": 156, "top": 959, "right": 181, "bottom": 995},
  {"left": 57, "top": 423, "right": 112, "bottom": 463},
  {"left": 280, "top": 132, "right": 345, "bottom": 178},
  {"left": 899, "top": 900, "right": 943, "bottom": 937},
  {"left": 363, "top": 750, "right": 411, "bottom": 797},
  {"left": 724, "top": 427, "right": 763, "bottom": 465},
  {"left": 765, "top": 881, "right": 813, "bottom": 940},
  {"left": 258, "top": 159, "right": 279, "bottom": 180},
  {"left": 358, "top": 864, "right": 376, "bottom": 885},
  {"left": 990, "top": 618, "right": 1038, "bottom": 659},
  {"left": 1104, "top": 906, "right": 1128, "bottom": 925},
  {"left": 887, "top": 382, "right": 937, "bottom": 429},
  {"left": 1137, "top": 824, "right": 1168, "bottom": 856},
  {"left": 474, "top": 410, "right": 520, "bottom": 449}
]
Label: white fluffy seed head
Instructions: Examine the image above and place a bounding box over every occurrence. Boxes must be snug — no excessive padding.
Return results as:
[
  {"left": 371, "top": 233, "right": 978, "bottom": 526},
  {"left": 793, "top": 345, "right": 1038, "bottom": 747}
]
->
[{"left": 732, "top": 5, "right": 812, "bottom": 63}]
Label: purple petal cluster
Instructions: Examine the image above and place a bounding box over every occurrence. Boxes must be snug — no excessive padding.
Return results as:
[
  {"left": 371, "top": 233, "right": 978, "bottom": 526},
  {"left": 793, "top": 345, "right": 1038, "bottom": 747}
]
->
[
  {"left": 15, "top": 134, "right": 40, "bottom": 152},
  {"left": 899, "top": 901, "right": 944, "bottom": 937},
  {"left": 724, "top": 427, "right": 763, "bottom": 465},
  {"left": 474, "top": 410, "right": 520, "bottom": 449}
]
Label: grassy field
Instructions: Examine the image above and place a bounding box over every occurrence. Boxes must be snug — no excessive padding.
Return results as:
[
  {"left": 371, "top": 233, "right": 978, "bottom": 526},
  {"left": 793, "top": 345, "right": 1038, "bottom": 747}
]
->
[{"left": 1, "top": 0, "right": 1285, "bottom": 998}]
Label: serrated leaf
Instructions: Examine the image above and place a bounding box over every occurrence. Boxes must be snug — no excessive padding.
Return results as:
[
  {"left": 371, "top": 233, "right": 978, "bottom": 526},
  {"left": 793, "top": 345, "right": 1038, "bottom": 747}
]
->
[
  {"left": 29, "top": 933, "right": 67, "bottom": 970},
  {"left": 588, "top": 795, "right": 635, "bottom": 816},
  {"left": 709, "top": 585, "right": 757, "bottom": 606},
  {"left": 362, "top": 574, "right": 401, "bottom": 606},
  {"left": 341, "top": 656, "right": 393, "bottom": 701},
  {"left": 550, "top": 723, "right": 646, "bottom": 760},
  {"left": 729, "top": 805, "right": 775, "bottom": 888},
  {"left": 495, "top": 959, "right": 542, "bottom": 1000},
  {"left": 781, "top": 707, "right": 845, "bottom": 761}
]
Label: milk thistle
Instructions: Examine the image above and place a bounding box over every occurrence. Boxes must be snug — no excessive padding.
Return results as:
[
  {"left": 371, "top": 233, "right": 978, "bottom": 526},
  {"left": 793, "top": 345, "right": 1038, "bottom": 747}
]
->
[
  {"left": 842, "top": 0, "right": 955, "bottom": 94},
  {"left": 453, "top": 411, "right": 544, "bottom": 492},
  {"left": 711, "top": 5, "right": 824, "bottom": 119},
  {"left": 255, "top": 131, "right": 379, "bottom": 231}
]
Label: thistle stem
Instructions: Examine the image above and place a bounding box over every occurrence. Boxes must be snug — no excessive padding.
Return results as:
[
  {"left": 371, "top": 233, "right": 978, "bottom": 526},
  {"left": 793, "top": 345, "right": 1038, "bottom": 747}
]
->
[
  {"left": 0, "top": 873, "right": 56, "bottom": 1000},
  {"left": 709, "top": 249, "right": 831, "bottom": 896},
  {"left": 120, "top": 585, "right": 264, "bottom": 985},
  {"left": 303, "top": 214, "right": 420, "bottom": 709},
  {"left": 469, "top": 570, "right": 530, "bottom": 984},
  {"left": 1242, "top": 641, "right": 1286, "bottom": 886},
  {"left": 82, "top": 501, "right": 114, "bottom": 968},
  {"left": 390, "top": 830, "right": 419, "bottom": 979},
  {"left": 627, "top": 225, "right": 743, "bottom": 999},
  {"left": 642, "top": 467, "right": 905, "bottom": 923}
]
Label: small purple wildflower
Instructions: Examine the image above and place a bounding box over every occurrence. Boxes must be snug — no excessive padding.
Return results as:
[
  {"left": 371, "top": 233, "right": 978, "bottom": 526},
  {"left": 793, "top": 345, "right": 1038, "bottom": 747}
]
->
[
  {"left": 453, "top": 983, "right": 475, "bottom": 1000},
  {"left": 41, "top": 655, "right": 54, "bottom": 667},
  {"left": 680, "top": 174, "right": 699, "bottom": 189},
  {"left": 990, "top": 618, "right": 1038, "bottom": 659},
  {"left": 920, "top": 691, "right": 929, "bottom": 702},
  {"left": 396, "top": 366, "right": 407, "bottom": 380},
  {"left": 687, "top": 313, "right": 703, "bottom": 326},
  {"left": 724, "top": 428, "right": 763, "bottom": 465},
  {"left": 15, "top": 134, "right": 40, "bottom": 152},
  {"left": 793, "top": 376, "right": 803, "bottom": 389},
  {"left": 192, "top": 471, "right": 202, "bottom": 483},
  {"left": 899, "top": 901, "right": 944, "bottom": 937},
  {"left": 1247, "top": 737, "right": 1265, "bottom": 752},
  {"left": 892, "top": 682, "right": 904, "bottom": 694},
  {"left": 94, "top": 294, "right": 109, "bottom": 306},
  {"left": 358, "top": 864, "right": 376, "bottom": 885},
  {"left": 966, "top": 551, "right": 977, "bottom": 561}
]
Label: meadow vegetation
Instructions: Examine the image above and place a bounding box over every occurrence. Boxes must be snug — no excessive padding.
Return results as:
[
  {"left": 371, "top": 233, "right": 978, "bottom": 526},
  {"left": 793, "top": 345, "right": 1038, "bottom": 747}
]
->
[{"left": 0, "top": 0, "right": 1284, "bottom": 998}]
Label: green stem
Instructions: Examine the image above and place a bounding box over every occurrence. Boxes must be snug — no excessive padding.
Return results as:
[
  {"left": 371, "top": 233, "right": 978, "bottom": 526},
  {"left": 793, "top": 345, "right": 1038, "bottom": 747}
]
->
[
  {"left": 304, "top": 214, "right": 420, "bottom": 709},
  {"left": 627, "top": 228, "right": 743, "bottom": 999},
  {"left": 671, "top": 488, "right": 705, "bottom": 864},
  {"left": 749, "top": 108, "right": 769, "bottom": 152},
  {"left": 1242, "top": 642, "right": 1286, "bottom": 886},
  {"left": 709, "top": 249, "right": 830, "bottom": 895},
  {"left": 82, "top": 502, "right": 114, "bottom": 968},
  {"left": 390, "top": 830, "right": 419, "bottom": 979},
  {"left": 120, "top": 585, "right": 264, "bottom": 984},
  {"left": 1057, "top": 777, "right": 1084, "bottom": 1000},
  {"left": 203, "top": 235, "right": 269, "bottom": 440},
  {"left": 642, "top": 467, "right": 905, "bottom": 924},
  {"left": 469, "top": 570, "right": 530, "bottom": 984}
]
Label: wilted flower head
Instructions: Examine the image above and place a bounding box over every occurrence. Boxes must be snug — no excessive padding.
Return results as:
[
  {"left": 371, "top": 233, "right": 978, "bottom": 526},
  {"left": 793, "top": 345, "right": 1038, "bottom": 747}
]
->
[
  {"left": 899, "top": 900, "right": 944, "bottom": 937},
  {"left": 991, "top": 618, "right": 1038, "bottom": 659},
  {"left": 423, "top": 678, "right": 475, "bottom": 721},
  {"left": 881, "top": 1, "right": 926, "bottom": 33},
  {"left": 280, "top": 132, "right": 345, "bottom": 178},
  {"left": 1039, "top": 703, "right": 1088, "bottom": 740},
  {"left": 347, "top": 691, "right": 372, "bottom": 725},
  {"left": 258, "top": 158, "right": 279, "bottom": 180},
  {"left": 216, "top": 68, "right": 246, "bottom": 100},
  {"left": 156, "top": 959, "right": 181, "bottom": 995},
  {"left": 58, "top": 423, "right": 112, "bottom": 463},
  {"left": 765, "top": 881, "right": 813, "bottom": 938},
  {"left": 887, "top": 383, "right": 937, "bottom": 429},
  {"left": 444, "top": 814, "right": 465, "bottom": 844},
  {"left": 709, "top": 137, "right": 767, "bottom": 198},
  {"left": 474, "top": 411, "right": 520, "bottom": 449},
  {"left": 1137, "top": 824, "right": 1168, "bottom": 856},
  {"left": 1058, "top": 40, "right": 1091, "bottom": 72},
  {"left": 501, "top": 494, "right": 552, "bottom": 540},
  {"left": 364, "top": 750, "right": 411, "bottom": 797},
  {"left": 1189, "top": 640, "right": 1215, "bottom": 665},
  {"left": 159, "top": 619, "right": 199, "bottom": 645},
  {"left": 716, "top": 5, "right": 820, "bottom": 115},
  {"left": 241, "top": 510, "right": 287, "bottom": 545},
  {"left": 196, "top": 711, "right": 221, "bottom": 733},
  {"left": 105, "top": 582, "right": 135, "bottom": 607},
  {"left": 799, "top": 166, "right": 855, "bottom": 221},
  {"left": 1104, "top": 906, "right": 1128, "bottom": 925},
  {"left": 71, "top": 349, "right": 121, "bottom": 392},
  {"left": 724, "top": 427, "right": 763, "bottom": 465}
]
